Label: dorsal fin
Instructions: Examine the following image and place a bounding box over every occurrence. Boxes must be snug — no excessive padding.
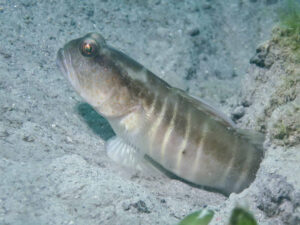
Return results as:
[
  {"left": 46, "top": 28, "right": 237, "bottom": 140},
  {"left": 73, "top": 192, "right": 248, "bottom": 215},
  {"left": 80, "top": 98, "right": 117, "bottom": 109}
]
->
[{"left": 172, "top": 87, "right": 235, "bottom": 128}]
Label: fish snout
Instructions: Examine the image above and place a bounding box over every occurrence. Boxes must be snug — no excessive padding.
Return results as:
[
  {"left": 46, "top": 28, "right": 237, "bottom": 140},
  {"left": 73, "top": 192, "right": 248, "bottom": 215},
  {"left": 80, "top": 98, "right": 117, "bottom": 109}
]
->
[{"left": 56, "top": 48, "right": 68, "bottom": 77}]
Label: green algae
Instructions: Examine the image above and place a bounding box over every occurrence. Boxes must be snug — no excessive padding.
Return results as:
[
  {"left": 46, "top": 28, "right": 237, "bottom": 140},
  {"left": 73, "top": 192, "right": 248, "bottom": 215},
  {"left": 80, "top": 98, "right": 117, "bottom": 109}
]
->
[
  {"left": 273, "top": 120, "right": 288, "bottom": 140},
  {"left": 256, "top": 0, "right": 300, "bottom": 145},
  {"left": 178, "top": 207, "right": 257, "bottom": 225},
  {"left": 277, "top": 0, "right": 300, "bottom": 60},
  {"left": 229, "top": 207, "right": 258, "bottom": 225},
  {"left": 178, "top": 209, "right": 214, "bottom": 225}
]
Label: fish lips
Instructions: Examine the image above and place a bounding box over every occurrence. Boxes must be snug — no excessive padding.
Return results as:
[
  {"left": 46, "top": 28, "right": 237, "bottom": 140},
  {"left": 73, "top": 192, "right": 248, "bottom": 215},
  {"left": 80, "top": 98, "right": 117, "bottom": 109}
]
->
[{"left": 56, "top": 48, "right": 68, "bottom": 78}]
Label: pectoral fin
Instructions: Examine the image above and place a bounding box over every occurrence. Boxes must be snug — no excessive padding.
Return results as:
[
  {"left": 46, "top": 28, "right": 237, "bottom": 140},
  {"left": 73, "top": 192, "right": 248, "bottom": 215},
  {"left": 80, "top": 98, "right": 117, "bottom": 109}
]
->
[{"left": 105, "top": 136, "right": 150, "bottom": 171}]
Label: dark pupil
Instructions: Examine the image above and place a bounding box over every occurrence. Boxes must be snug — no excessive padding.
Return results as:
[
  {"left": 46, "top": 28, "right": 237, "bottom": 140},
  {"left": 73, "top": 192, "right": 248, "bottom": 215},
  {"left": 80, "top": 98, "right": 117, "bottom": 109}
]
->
[{"left": 84, "top": 43, "right": 93, "bottom": 54}]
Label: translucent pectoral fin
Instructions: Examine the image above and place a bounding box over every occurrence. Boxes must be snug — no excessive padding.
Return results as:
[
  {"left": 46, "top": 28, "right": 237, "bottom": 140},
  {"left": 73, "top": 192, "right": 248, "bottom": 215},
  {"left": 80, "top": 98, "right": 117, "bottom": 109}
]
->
[{"left": 105, "top": 136, "right": 149, "bottom": 171}]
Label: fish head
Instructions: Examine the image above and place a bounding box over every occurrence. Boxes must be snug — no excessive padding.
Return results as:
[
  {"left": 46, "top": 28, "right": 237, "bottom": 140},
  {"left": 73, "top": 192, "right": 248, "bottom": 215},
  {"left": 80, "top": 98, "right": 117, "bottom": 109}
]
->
[{"left": 57, "top": 33, "right": 137, "bottom": 117}]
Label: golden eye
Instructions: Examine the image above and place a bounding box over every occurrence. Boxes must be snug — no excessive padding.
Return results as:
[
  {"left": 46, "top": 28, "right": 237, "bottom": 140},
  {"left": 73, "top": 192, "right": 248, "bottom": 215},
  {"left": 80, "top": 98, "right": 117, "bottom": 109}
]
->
[{"left": 80, "top": 39, "right": 99, "bottom": 57}]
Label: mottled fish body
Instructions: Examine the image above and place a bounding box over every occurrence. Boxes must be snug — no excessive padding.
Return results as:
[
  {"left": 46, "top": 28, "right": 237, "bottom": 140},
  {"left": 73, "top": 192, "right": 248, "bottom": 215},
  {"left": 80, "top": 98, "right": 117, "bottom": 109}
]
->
[{"left": 57, "top": 33, "right": 264, "bottom": 195}]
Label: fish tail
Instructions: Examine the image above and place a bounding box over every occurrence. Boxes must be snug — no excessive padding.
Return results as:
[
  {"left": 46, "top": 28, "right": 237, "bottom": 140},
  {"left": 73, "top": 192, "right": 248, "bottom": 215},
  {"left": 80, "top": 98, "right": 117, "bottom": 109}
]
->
[
  {"left": 227, "top": 128, "right": 265, "bottom": 194},
  {"left": 235, "top": 128, "right": 265, "bottom": 154}
]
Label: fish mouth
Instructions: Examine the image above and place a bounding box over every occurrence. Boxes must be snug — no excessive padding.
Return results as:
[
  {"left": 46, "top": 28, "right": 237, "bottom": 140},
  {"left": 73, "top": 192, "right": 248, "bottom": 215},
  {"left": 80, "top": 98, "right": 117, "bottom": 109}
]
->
[
  {"left": 56, "top": 47, "right": 81, "bottom": 95},
  {"left": 56, "top": 48, "right": 69, "bottom": 78}
]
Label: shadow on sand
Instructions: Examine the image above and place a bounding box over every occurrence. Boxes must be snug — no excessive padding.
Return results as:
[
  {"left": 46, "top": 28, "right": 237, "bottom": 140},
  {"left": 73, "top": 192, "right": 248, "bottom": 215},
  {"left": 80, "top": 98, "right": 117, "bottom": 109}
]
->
[{"left": 76, "top": 102, "right": 115, "bottom": 141}]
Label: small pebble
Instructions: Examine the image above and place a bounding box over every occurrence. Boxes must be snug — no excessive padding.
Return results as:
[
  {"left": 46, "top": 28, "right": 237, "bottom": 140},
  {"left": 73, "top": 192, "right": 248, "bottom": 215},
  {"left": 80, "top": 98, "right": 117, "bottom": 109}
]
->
[
  {"left": 241, "top": 99, "right": 252, "bottom": 107},
  {"left": 202, "top": 3, "right": 212, "bottom": 9},
  {"left": 87, "top": 9, "right": 94, "bottom": 17},
  {"left": 122, "top": 203, "right": 130, "bottom": 211},
  {"left": 155, "top": 0, "right": 161, "bottom": 5},
  {"left": 132, "top": 200, "right": 151, "bottom": 213},
  {"left": 0, "top": 51, "right": 11, "bottom": 59},
  {"left": 23, "top": 135, "right": 35, "bottom": 142},
  {"left": 266, "top": 0, "right": 278, "bottom": 5},
  {"left": 231, "top": 106, "right": 245, "bottom": 120},
  {"left": 65, "top": 136, "right": 73, "bottom": 143},
  {"left": 188, "top": 28, "right": 200, "bottom": 37},
  {"left": 0, "top": 129, "right": 9, "bottom": 138}
]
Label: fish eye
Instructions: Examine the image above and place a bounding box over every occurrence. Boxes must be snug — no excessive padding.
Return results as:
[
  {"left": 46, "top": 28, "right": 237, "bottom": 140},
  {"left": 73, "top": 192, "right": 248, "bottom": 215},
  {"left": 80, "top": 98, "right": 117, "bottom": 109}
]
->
[{"left": 80, "top": 39, "right": 99, "bottom": 57}]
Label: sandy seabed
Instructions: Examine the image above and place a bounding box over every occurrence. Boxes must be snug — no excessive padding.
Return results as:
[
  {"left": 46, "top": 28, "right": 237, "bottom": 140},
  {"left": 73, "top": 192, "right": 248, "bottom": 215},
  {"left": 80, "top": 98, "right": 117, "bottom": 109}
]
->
[{"left": 0, "top": 0, "right": 299, "bottom": 224}]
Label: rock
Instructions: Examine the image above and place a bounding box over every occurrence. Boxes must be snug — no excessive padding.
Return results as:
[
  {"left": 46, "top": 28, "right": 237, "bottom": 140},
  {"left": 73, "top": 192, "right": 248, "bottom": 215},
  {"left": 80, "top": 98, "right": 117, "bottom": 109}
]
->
[
  {"left": 202, "top": 3, "right": 212, "bottom": 10},
  {"left": 256, "top": 174, "right": 299, "bottom": 224},
  {"left": 155, "top": 0, "right": 161, "bottom": 5},
  {"left": 241, "top": 99, "right": 252, "bottom": 107},
  {"left": 185, "top": 67, "right": 197, "bottom": 80},
  {"left": 0, "top": 126, "right": 9, "bottom": 138},
  {"left": 122, "top": 202, "right": 131, "bottom": 211},
  {"left": 0, "top": 50, "right": 12, "bottom": 59},
  {"left": 231, "top": 106, "right": 245, "bottom": 120},
  {"left": 131, "top": 200, "right": 151, "bottom": 214},
  {"left": 266, "top": 0, "right": 278, "bottom": 5},
  {"left": 188, "top": 28, "right": 200, "bottom": 37},
  {"left": 160, "top": 199, "right": 166, "bottom": 203},
  {"left": 87, "top": 9, "right": 94, "bottom": 17},
  {"left": 250, "top": 43, "right": 274, "bottom": 69},
  {"left": 22, "top": 135, "right": 35, "bottom": 142}
]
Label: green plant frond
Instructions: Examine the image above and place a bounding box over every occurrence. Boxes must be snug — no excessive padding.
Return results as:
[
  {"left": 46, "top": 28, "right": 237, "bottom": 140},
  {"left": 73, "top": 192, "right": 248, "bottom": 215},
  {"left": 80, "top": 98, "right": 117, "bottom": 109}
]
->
[
  {"left": 278, "top": 0, "right": 300, "bottom": 35},
  {"left": 178, "top": 209, "right": 214, "bottom": 225},
  {"left": 229, "top": 207, "right": 258, "bottom": 225}
]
